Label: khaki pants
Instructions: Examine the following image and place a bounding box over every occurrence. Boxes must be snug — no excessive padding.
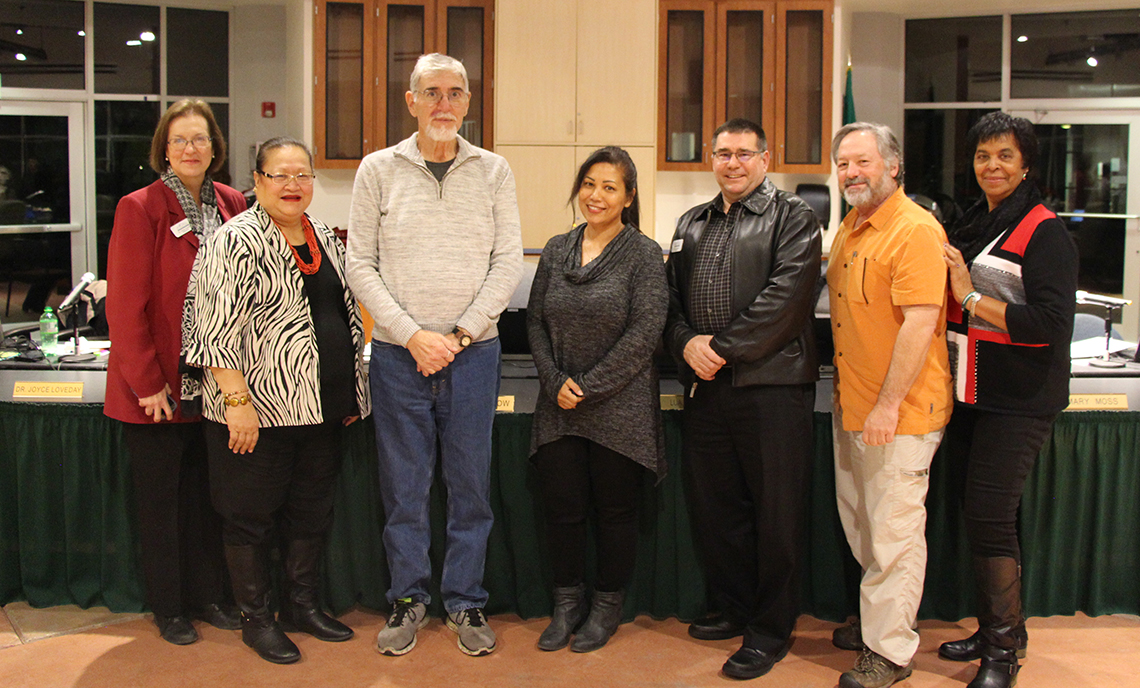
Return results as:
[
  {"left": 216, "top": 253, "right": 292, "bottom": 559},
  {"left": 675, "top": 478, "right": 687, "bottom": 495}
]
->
[{"left": 833, "top": 410, "right": 944, "bottom": 666}]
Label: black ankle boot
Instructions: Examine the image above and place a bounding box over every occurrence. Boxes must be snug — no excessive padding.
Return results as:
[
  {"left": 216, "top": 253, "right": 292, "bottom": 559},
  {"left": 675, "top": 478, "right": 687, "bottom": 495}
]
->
[
  {"left": 967, "top": 645, "right": 1019, "bottom": 688},
  {"left": 570, "top": 589, "right": 625, "bottom": 653},
  {"left": 939, "top": 625, "right": 1027, "bottom": 661},
  {"left": 225, "top": 544, "right": 301, "bottom": 664},
  {"left": 277, "top": 538, "right": 353, "bottom": 642},
  {"left": 537, "top": 583, "right": 587, "bottom": 651}
]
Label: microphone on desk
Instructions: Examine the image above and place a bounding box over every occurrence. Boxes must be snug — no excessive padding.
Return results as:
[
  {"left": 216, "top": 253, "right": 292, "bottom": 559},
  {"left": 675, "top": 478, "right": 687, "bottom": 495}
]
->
[
  {"left": 1076, "top": 290, "right": 1132, "bottom": 308},
  {"left": 59, "top": 272, "right": 96, "bottom": 312}
]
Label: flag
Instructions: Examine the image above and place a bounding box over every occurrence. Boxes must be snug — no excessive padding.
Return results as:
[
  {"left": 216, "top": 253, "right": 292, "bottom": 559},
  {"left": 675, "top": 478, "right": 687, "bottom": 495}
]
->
[{"left": 843, "top": 65, "right": 856, "bottom": 125}]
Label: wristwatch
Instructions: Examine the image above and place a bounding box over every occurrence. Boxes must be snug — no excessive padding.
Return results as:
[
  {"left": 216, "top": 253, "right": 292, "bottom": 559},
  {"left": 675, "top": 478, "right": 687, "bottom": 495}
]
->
[{"left": 452, "top": 327, "right": 472, "bottom": 348}]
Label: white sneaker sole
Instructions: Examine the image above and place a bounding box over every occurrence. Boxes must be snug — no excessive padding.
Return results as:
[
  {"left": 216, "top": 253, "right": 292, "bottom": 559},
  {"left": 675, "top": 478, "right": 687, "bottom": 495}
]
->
[{"left": 376, "top": 616, "right": 429, "bottom": 656}]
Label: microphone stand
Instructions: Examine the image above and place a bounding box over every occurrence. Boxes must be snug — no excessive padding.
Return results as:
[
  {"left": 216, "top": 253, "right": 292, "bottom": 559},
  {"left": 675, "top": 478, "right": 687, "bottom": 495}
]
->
[
  {"left": 57, "top": 292, "right": 96, "bottom": 364},
  {"left": 1087, "top": 302, "right": 1125, "bottom": 369}
]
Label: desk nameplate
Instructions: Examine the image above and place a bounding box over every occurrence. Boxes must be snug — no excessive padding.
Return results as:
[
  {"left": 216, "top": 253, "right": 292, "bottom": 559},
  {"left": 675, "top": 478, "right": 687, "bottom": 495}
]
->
[
  {"left": 1067, "top": 393, "right": 1129, "bottom": 411},
  {"left": 12, "top": 381, "right": 85, "bottom": 400},
  {"left": 496, "top": 395, "right": 516, "bottom": 413}
]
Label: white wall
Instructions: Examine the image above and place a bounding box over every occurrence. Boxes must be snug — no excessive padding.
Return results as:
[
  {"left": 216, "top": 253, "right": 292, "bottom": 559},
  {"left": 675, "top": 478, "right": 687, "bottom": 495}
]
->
[{"left": 229, "top": 4, "right": 289, "bottom": 191}]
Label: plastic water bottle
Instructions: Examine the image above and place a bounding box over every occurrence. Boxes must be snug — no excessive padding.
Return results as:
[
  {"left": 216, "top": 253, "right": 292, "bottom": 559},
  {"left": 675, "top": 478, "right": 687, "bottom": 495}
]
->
[{"left": 39, "top": 307, "right": 58, "bottom": 354}]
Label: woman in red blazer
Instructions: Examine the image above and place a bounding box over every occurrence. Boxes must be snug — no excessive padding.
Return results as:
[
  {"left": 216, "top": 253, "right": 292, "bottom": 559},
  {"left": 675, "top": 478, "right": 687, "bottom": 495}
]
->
[{"left": 104, "top": 100, "right": 247, "bottom": 645}]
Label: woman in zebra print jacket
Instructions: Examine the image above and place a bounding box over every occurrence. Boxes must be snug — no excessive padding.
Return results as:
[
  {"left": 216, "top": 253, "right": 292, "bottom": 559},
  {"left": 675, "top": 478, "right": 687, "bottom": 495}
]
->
[{"left": 186, "top": 137, "right": 371, "bottom": 665}]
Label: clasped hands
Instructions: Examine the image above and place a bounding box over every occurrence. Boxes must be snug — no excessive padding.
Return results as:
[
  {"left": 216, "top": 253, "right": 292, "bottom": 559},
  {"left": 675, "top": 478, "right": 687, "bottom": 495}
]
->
[
  {"left": 407, "top": 329, "right": 465, "bottom": 376},
  {"left": 683, "top": 334, "right": 726, "bottom": 381}
]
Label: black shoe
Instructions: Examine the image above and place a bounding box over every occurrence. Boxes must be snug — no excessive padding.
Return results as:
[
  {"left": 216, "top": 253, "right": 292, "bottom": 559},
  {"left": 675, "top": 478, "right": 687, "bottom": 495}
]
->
[
  {"left": 278, "top": 604, "right": 354, "bottom": 642},
  {"left": 939, "top": 627, "right": 1027, "bottom": 662},
  {"left": 967, "top": 646, "right": 1019, "bottom": 688},
  {"left": 688, "top": 612, "right": 746, "bottom": 641},
  {"left": 570, "top": 589, "right": 625, "bottom": 653},
  {"left": 154, "top": 614, "right": 198, "bottom": 645},
  {"left": 722, "top": 644, "right": 790, "bottom": 680},
  {"left": 833, "top": 617, "right": 863, "bottom": 650},
  {"left": 195, "top": 603, "right": 242, "bottom": 631},
  {"left": 225, "top": 544, "right": 301, "bottom": 664},
  {"left": 537, "top": 583, "right": 587, "bottom": 651},
  {"left": 242, "top": 614, "right": 301, "bottom": 664}
]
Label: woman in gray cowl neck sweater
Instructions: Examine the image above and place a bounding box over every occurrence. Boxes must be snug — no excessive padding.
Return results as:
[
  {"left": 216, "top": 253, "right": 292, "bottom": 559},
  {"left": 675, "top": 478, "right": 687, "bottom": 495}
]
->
[{"left": 527, "top": 146, "right": 668, "bottom": 654}]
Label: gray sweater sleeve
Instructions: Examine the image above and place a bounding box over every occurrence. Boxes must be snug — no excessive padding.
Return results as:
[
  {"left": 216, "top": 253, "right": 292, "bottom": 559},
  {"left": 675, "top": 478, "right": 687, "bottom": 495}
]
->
[
  {"left": 345, "top": 157, "right": 422, "bottom": 346},
  {"left": 455, "top": 161, "right": 523, "bottom": 339}
]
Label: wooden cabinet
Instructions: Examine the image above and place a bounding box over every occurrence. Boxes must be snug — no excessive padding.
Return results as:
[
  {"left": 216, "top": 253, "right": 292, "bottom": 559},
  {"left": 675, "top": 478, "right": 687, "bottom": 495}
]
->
[
  {"left": 496, "top": 0, "right": 657, "bottom": 250},
  {"left": 496, "top": 0, "right": 656, "bottom": 146},
  {"left": 313, "top": 0, "right": 494, "bottom": 168},
  {"left": 658, "top": 0, "right": 832, "bottom": 173}
]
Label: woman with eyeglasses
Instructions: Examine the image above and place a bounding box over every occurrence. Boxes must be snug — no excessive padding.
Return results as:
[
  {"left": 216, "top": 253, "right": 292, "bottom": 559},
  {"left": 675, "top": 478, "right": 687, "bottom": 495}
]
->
[
  {"left": 105, "top": 99, "right": 246, "bottom": 646},
  {"left": 186, "top": 137, "right": 371, "bottom": 664}
]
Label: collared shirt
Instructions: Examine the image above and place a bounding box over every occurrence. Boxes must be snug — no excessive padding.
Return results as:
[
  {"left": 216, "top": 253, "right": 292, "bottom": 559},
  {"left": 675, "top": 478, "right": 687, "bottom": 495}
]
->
[
  {"left": 690, "top": 197, "right": 742, "bottom": 335},
  {"left": 826, "top": 187, "right": 952, "bottom": 435}
]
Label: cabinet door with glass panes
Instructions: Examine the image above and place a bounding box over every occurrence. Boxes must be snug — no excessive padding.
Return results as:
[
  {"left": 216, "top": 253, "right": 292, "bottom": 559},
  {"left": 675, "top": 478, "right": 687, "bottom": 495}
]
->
[
  {"left": 658, "top": 0, "right": 831, "bottom": 173},
  {"left": 314, "top": 0, "right": 493, "bottom": 168}
]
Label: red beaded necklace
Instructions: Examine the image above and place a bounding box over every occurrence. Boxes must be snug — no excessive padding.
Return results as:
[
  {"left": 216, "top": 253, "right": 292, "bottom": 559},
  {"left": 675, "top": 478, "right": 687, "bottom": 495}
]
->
[{"left": 277, "top": 215, "right": 321, "bottom": 275}]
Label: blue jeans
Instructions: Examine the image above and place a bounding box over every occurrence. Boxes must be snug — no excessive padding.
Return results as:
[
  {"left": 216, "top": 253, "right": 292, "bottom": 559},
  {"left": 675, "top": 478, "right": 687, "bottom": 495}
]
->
[{"left": 370, "top": 337, "right": 500, "bottom": 614}]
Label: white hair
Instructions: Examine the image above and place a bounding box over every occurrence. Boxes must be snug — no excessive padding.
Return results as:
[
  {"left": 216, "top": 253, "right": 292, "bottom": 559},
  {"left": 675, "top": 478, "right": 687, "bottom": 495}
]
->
[
  {"left": 409, "top": 53, "right": 469, "bottom": 93},
  {"left": 831, "top": 122, "right": 904, "bottom": 183}
]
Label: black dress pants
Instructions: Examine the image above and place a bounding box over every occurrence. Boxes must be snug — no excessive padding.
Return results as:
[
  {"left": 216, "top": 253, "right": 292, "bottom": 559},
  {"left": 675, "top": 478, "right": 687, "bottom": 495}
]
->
[
  {"left": 204, "top": 420, "right": 344, "bottom": 547},
  {"left": 682, "top": 374, "right": 815, "bottom": 653},
  {"left": 944, "top": 403, "right": 1056, "bottom": 561},
  {"left": 535, "top": 436, "right": 646, "bottom": 592},
  {"left": 121, "top": 421, "right": 228, "bottom": 617}
]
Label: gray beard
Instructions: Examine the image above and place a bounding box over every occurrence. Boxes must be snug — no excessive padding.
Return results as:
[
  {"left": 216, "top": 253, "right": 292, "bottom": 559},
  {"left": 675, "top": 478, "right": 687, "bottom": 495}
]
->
[{"left": 425, "top": 123, "right": 459, "bottom": 142}]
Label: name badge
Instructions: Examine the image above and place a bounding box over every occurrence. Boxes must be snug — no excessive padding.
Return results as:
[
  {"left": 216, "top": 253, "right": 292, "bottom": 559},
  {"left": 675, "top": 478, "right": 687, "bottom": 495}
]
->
[
  {"left": 670, "top": 238, "right": 683, "bottom": 254},
  {"left": 171, "top": 218, "right": 193, "bottom": 238}
]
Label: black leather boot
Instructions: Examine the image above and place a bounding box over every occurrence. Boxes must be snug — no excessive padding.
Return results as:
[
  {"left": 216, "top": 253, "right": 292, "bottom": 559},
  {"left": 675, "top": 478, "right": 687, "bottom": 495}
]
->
[
  {"left": 225, "top": 544, "right": 301, "bottom": 664},
  {"left": 570, "top": 589, "right": 625, "bottom": 653},
  {"left": 537, "top": 583, "right": 587, "bottom": 651},
  {"left": 277, "top": 538, "right": 354, "bottom": 642},
  {"left": 941, "top": 556, "right": 1028, "bottom": 663},
  {"left": 963, "top": 556, "right": 1023, "bottom": 688}
]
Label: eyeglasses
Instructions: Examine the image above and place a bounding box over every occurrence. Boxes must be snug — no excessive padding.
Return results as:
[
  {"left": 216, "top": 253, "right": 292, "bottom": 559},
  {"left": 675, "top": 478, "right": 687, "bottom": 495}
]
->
[
  {"left": 257, "top": 171, "right": 317, "bottom": 187},
  {"left": 415, "top": 88, "right": 470, "bottom": 106},
  {"left": 168, "top": 135, "right": 212, "bottom": 151},
  {"left": 712, "top": 149, "right": 761, "bottom": 164}
]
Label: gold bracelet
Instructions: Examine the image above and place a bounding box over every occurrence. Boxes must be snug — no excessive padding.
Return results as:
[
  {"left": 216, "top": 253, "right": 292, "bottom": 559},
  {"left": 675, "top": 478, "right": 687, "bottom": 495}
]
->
[{"left": 224, "top": 392, "right": 251, "bottom": 407}]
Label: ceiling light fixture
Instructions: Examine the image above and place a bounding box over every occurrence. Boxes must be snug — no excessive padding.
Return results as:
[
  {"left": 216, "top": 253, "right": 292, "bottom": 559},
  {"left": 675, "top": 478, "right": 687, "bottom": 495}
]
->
[
  {"left": 1017, "top": 35, "right": 1028, "bottom": 43},
  {"left": 78, "top": 30, "right": 85, "bottom": 37},
  {"left": 1087, "top": 56, "right": 1099, "bottom": 67},
  {"left": 15, "top": 52, "right": 26, "bottom": 61},
  {"left": 126, "top": 39, "right": 142, "bottom": 46},
  {"left": 140, "top": 31, "right": 155, "bottom": 42}
]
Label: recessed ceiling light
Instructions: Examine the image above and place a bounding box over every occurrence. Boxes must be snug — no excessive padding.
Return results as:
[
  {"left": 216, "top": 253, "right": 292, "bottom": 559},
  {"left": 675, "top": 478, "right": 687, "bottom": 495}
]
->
[
  {"left": 1087, "top": 56, "right": 1098, "bottom": 67},
  {"left": 1061, "top": 124, "right": 1072, "bottom": 130},
  {"left": 77, "top": 30, "right": 85, "bottom": 37},
  {"left": 126, "top": 39, "right": 142, "bottom": 46},
  {"left": 15, "top": 53, "right": 26, "bottom": 61},
  {"left": 1017, "top": 35, "right": 1028, "bottom": 43},
  {"left": 140, "top": 31, "right": 155, "bottom": 42},
  {"left": 15, "top": 28, "right": 23, "bottom": 36}
]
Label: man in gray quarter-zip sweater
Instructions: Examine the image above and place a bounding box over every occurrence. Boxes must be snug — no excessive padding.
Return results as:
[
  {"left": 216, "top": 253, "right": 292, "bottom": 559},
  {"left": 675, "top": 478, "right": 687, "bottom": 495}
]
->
[{"left": 346, "top": 53, "right": 522, "bottom": 659}]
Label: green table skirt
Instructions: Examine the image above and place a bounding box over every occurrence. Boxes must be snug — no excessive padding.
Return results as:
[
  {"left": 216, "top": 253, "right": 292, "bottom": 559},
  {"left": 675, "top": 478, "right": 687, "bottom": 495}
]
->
[{"left": 2, "top": 402, "right": 1138, "bottom": 621}]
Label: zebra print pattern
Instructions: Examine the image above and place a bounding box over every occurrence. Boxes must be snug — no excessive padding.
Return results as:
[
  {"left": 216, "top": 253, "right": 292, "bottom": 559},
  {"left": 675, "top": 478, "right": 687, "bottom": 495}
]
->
[{"left": 185, "top": 203, "right": 371, "bottom": 427}]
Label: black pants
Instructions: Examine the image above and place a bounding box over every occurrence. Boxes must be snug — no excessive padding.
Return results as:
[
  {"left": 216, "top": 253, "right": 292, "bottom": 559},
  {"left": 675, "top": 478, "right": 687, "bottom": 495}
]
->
[
  {"left": 121, "top": 421, "right": 227, "bottom": 617},
  {"left": 204, "top": 420, "right": 343, "bottom": 547},
  {"left": 944, "top": 404, "right": 1056, "bottom": 561},
  {"left": 682, "top": 375, "right": 815, "bottom": 653},
  {"left": 535, "top": 436, "right": 646, "bottom": 592}
]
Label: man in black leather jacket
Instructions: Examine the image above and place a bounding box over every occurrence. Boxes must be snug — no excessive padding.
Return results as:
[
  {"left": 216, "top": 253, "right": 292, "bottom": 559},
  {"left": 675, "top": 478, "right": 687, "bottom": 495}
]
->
[{"left": 664, "top": 118, "right": 822, "bottom": 681}]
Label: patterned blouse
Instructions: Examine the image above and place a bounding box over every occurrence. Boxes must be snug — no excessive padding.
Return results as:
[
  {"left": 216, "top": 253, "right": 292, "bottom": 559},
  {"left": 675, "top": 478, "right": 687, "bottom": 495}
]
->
[{"left": 185, "top": 203, "right": 371, "bottom": 427}]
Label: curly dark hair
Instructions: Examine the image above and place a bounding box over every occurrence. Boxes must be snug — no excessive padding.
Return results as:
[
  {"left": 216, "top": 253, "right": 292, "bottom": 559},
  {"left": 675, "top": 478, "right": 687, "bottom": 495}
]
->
[{"left": 967, "top": 111, "right": 1038, "bottom": 176}]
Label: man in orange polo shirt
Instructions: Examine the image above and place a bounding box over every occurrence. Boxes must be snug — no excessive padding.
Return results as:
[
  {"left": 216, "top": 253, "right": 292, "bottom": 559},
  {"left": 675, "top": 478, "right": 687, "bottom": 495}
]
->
[{"left": 826, "top": 122, "right": 952, "bottom": 688}]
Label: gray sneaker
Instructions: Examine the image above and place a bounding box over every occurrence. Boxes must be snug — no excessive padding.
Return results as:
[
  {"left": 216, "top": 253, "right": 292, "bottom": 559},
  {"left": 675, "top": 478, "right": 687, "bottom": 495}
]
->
[
  {"left": 445, "top": 607, "right": 496, "bottom": 656},
  {"left": 376, "top": 599, "right": 428, "bottom": 656}
]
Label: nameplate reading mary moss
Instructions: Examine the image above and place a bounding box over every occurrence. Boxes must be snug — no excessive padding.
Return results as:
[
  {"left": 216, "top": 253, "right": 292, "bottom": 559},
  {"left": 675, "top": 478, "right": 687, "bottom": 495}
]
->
[
  {"left": 1067, "top": 393, "right": 1129, "bottom": 411},
  {"left": 12, "top": 381, "right": 85, "bottom": 400}
]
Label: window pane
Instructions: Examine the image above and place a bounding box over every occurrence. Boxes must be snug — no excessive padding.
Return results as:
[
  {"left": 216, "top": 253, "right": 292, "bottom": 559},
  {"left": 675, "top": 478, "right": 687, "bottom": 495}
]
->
[
  {"left": 0, "top": 112, "right": 74, "bottom": 316},
  {"left": 903, "top": 108, "right": 996, "bottom": 227},
  {"left": 94, "top": 101, "right": 161, "bottom": 279},
  {"left": 906, "top": 16, "right": 1001, "bottom": 103},
  {"left": 783, "top": 10, "right": 823, "bottom": 165},
  {"left": 448, "top": 7, "right": 484, "bottom": 147},
  {"left": 325, "top": 2, "right": 364, "bottom": 159},
  {"left": 168, "top": 8, "right": 229, "bottom": 97},
  {"left": 724, "top": 11, "right": 764, "bottom": 124},
  {"left": 665, "top": 10, "right": 704, "bottom": 163},
  {"left": 387, "top": 5, "right": 424, "bottom": 148},
  {"left": 1011, "top": 10, "right": 1140, "bottom": 99},
  {"left": 1035, "top": 123, "right": 1127, "bottom": 215},
  {"left": 94, "top": 2, "right": 160, "bottom": 95},
  {"left": 0, "top": 0, "right": 85, "bottom": 90}
]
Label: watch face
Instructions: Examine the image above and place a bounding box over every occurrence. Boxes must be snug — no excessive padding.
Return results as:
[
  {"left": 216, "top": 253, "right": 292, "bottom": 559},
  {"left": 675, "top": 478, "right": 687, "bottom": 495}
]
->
[{"left": 460, "top": 334, "right": 472, "bottom": 347}]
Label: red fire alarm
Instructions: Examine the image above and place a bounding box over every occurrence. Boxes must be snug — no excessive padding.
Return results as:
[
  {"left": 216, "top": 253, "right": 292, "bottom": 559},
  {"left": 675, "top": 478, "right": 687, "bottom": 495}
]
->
[{"left": 262, "top": 102, "right": 276, "bottom": 118}]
